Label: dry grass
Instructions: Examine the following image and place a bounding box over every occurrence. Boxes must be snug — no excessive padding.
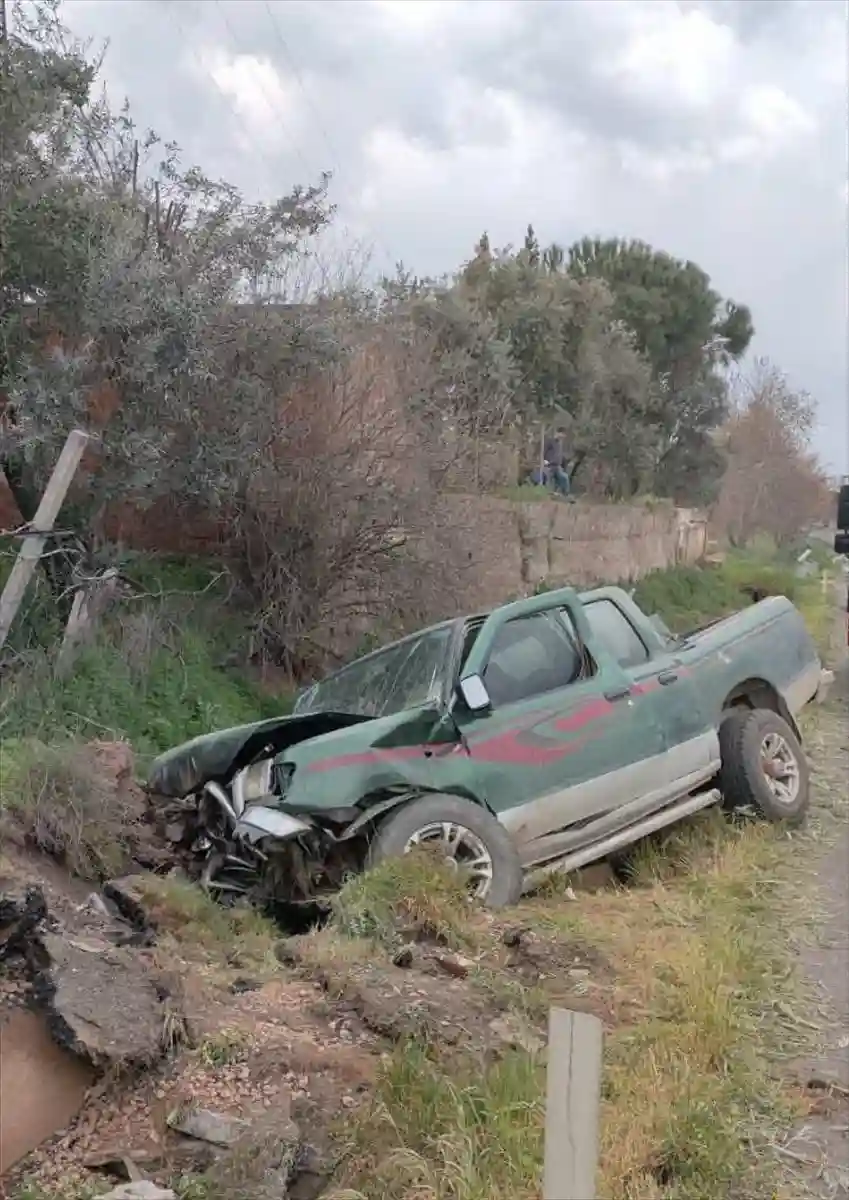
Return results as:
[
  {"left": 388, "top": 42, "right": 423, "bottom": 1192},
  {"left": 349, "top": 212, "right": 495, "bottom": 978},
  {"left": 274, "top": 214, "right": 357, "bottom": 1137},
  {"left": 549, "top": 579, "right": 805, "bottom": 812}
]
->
[
  {"left": 15, "top": 1185, "right": 103, "bottom": 1200},
  {"left": 0, "top": 737, "right": 137, "bottom": 881},
  {"left": 327, "top": 809, "right": 825, "bottom": 1200},
  {"left": 196, "top": 1026, "right": 252, "bottom": 1068},
  {"left": 134, "top": 875, "right": 280, "bottom": 974},
  {"left": 329, "top": 1045, "right": 545, "bottom": 1200},
  {"left": 590, "top": 828, "right": 809, "bottom": 1197}
]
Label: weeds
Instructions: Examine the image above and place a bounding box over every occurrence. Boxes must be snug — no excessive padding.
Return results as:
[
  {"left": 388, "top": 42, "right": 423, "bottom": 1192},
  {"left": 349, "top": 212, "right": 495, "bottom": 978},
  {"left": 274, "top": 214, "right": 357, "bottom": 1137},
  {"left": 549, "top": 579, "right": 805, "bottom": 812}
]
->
[
  {"left": 330, "top": 850, "right": 479, "bottom": 952},
  {"left": 13, "top": 1187, "right": 101, "bottom": 1200},
  {"left": 495, "top": 483, "right": 553, "bottom": 502},
  {"left": 0, "top": 737, "right": 137, "bottom": 881},
  {"left": 633, "top": 550, "right": 834, "bottom": 660},
  {"left": 0, "top": 553, "right": 290, "bottom": 762},
  {"left": 197, "top": 1027, "right": 251, "bottom": 1068},
  {"left": 331, "top": 1044, "right": 545, "bottom": 1200},
  {"left": 134, "top": 875, "right": 279, "bottom": 971},
  {"left": 329, "top": 809, "right": 821, "bottom": 1200}
]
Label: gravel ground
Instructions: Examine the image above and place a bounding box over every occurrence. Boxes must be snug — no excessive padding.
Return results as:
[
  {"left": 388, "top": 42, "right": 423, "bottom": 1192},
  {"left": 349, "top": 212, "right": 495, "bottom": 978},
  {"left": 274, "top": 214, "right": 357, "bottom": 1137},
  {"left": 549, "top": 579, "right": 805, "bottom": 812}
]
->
[{"left": 785, "top": 610, "right": 849, "bottom": 1198}]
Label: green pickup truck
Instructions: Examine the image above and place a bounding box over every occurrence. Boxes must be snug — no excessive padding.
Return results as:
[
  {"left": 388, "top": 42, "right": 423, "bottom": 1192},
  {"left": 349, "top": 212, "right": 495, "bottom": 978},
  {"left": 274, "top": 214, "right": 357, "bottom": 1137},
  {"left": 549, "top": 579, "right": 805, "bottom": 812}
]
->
[{"left": 149, "top": 584, "right": 831, "bottom": 908}]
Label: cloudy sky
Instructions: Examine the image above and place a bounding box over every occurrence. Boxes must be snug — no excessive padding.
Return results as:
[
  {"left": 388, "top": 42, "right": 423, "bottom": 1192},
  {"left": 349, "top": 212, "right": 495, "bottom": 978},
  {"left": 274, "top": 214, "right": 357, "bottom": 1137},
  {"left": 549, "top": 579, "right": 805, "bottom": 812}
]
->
[{"left": 62, "top": 0, "right": 848, "bottom": 472}]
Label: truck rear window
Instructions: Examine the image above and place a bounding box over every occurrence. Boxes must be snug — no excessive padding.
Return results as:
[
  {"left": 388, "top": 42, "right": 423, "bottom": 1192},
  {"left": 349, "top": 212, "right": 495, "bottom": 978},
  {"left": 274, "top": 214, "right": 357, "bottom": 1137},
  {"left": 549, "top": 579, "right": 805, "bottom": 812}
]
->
[{"left": 583, "top": 599, "right": 649, "bottom": 670}]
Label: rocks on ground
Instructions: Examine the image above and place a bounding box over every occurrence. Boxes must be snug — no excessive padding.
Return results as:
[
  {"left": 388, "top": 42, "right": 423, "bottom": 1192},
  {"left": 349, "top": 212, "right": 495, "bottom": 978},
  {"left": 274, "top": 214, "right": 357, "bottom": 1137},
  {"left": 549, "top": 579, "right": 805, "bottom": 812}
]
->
[
  {"left": 101, "top": 1184, "right": 177, "bottom": 1200},
  {"left": 0, "top": 861, "right": 377, "bottom": 1198}
]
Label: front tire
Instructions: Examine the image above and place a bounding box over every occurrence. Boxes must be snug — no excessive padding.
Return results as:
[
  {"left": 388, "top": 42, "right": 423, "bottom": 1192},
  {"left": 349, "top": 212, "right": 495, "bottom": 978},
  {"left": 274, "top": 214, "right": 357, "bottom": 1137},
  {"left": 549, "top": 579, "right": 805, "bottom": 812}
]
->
[
  {"left": 368, "top": 792, "right": 524, "bottom": 908},
  {"left": 719, "top": 707, "right": 810, "bottom": 826}
]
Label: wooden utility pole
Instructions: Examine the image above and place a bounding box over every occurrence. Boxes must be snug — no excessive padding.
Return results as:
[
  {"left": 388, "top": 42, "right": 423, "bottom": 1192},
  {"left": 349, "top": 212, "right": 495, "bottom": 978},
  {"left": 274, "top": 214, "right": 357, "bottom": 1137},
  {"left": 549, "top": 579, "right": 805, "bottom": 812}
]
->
[{"left": 0, "top": 430, "right": 89, "bottom": 654}]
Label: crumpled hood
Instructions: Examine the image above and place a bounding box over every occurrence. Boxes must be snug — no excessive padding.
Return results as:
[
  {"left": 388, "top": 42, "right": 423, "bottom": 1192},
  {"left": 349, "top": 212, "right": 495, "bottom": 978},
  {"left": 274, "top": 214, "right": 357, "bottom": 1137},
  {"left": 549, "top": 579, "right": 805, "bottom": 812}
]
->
[
  {"left": 147, "top": 711, "right": 372, "bottom": 798},
  {"left": 276, "top": 703, "right": 458, "bottom": 812}
]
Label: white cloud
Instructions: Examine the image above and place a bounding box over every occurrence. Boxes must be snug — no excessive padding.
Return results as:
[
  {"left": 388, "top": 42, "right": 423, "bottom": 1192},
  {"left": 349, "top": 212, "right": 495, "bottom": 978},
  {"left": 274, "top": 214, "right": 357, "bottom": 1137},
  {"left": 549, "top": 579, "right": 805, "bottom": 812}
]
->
[
  {"left": 739, "top": 83, "right": 815, "bottom": 143},
  {"left": 605, "top": 5, "right": 737, "bottom": 111},
  {"left": 197, "top": 49, "right": 305, "bottom": 154}
]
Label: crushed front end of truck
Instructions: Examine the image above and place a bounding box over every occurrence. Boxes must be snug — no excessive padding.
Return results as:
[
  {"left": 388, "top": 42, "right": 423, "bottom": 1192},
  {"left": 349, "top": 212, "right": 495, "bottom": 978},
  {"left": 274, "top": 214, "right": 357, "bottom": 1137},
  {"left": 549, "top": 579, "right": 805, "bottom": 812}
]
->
[{"left": 146, "top": 703, "right": 473, "bottom": 907}]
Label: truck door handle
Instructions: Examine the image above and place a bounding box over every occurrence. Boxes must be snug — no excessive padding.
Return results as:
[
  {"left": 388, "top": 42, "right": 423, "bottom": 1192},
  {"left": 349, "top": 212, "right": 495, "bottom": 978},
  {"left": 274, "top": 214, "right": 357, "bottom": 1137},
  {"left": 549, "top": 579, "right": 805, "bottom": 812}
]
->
[
  {"left": 604, "top": 685, "right": 632, "bottom": 702},
  {"left": 657, "top": 670, "right": 678, "bottom": 686}
]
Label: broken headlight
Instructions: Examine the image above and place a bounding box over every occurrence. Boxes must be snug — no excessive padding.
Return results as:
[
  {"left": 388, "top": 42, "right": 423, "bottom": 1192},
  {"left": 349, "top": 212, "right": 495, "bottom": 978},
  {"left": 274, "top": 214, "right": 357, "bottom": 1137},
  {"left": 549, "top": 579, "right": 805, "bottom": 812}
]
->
[{"left": 231, "top": 758, "right": 274, "bottom": 816}]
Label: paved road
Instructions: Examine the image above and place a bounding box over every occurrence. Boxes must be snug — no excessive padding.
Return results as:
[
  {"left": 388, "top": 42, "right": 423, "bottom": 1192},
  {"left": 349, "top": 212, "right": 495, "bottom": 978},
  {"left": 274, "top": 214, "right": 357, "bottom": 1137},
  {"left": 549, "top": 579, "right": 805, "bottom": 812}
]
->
[{"left": 789, "top": 645, "right": 849, "bottom": 1197}]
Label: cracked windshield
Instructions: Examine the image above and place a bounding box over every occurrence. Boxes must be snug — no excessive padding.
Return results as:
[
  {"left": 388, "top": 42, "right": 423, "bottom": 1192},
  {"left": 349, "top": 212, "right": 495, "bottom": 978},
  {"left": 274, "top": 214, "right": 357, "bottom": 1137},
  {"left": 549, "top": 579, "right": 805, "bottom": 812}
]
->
[{"left": 295, "top": 625, "right": 454, "bottom": 717}]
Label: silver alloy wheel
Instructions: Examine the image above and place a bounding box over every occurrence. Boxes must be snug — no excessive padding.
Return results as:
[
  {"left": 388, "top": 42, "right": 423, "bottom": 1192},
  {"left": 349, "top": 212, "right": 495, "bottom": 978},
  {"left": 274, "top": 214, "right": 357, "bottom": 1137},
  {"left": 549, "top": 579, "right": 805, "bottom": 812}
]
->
[
  {"left": 760, "top": 731, "right": 801, "bottom": 805},
  {"left": 403, "top": 821, "right": 495, "bottom": 900}
]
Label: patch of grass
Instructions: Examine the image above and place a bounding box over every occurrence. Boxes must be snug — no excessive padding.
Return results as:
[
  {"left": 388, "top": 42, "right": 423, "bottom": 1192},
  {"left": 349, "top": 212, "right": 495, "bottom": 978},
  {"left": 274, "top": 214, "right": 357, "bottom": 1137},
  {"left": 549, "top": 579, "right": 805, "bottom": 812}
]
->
[
  {"left": 0, "top": 737, "right": 136, "bottom": 881},
  {"left": 196, "top": 1026, "right": 251, "bottom": 1068},
  {"left": 332, "top": 1043, "right": 545, "bottom": 1200},
  {"left": 632, "top": 562, "right": 756, "bottom": 633},
  {"left": 332, "top": 810, "right": 819, "bottom": 1200},
  {"left": 13, "top": 1182, "right": 104, "bottom": 1200},
  {"left": 330, "top": 850, "right": 480, "bottom": 951},
  {"left": 292, "top": 926, "right": 380, "bottom": 975},
  {"left": 0, "top": 618, "right": 287, "bottom": 764},
  {"left": 0, "top": 552, "right": 291, "bottom": 762},
  {"left": 135, "top": 875, "right": 279, "bottom": 970},
  {"left": 632, "top": 551, "right": 833, "bottom": 657},
  {"left": 495, "top": 483, "right": 554, "bottom": 503}
]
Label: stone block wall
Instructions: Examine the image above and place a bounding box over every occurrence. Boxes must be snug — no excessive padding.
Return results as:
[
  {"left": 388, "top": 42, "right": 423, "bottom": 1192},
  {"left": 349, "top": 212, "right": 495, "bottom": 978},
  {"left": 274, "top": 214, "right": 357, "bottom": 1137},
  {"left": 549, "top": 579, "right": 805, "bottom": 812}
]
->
[
  {"left": 441, "top": 496, "right": 707, "bottom": 611},
  {"left": 0, "top": 470, "right": 707, "bottom": 616}
]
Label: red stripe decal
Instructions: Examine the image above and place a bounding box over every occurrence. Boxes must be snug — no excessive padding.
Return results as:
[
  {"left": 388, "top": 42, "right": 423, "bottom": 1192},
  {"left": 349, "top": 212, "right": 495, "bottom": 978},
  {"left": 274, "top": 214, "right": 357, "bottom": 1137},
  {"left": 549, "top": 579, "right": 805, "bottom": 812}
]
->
[{"left": 305, "top": 672, "right": 676, "bottom": 773}]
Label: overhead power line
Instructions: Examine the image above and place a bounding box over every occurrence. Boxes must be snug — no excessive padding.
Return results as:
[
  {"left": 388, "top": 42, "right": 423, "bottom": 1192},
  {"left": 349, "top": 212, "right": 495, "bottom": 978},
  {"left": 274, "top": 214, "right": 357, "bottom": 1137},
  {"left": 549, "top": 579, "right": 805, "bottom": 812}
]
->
[{"left": 258, "top": 0, "right": 401, "bottom": 278}]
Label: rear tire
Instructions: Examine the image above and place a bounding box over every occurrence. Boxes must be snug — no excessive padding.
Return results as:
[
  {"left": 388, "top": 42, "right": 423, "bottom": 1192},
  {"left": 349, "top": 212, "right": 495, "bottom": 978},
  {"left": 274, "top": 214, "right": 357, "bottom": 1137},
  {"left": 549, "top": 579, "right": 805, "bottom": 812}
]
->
[
  {"left": 368, "top": 792, "right": 523, "bottom": 908},
  {"left": 719, "top": 707, "right": 809, "bottom": 826}
]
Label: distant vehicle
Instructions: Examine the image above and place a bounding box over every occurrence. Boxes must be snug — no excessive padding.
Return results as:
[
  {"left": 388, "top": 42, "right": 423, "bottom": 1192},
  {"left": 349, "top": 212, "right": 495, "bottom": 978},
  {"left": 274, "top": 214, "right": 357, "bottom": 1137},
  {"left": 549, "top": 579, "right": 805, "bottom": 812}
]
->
[
  {"left": 836, "top": 481, "right": 849, "bottom": 643},
  {"left": 150, "top": 585, "right": 831, "bottom": 909},
  {"left": 835, "top": 481, "right": 849, "bottom": 557}
]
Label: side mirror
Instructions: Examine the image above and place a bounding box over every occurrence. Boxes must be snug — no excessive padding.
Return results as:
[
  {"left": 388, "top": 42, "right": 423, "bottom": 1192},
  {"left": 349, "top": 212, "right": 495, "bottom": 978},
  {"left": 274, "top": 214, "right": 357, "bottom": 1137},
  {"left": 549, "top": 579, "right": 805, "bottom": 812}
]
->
[
  {"left": 835, "top": 531, "right": 849, "bottom": 556},
  {"left": 457, "top": 674, "right": 491, "bottom": 713}
]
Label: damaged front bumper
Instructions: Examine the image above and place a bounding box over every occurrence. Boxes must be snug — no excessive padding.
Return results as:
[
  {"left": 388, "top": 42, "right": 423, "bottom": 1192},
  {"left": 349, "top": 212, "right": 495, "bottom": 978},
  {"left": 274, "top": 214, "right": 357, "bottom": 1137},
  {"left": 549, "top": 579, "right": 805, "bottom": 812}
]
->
[{"left": 234, "top": 805, "right": 314, "bottom": 845}]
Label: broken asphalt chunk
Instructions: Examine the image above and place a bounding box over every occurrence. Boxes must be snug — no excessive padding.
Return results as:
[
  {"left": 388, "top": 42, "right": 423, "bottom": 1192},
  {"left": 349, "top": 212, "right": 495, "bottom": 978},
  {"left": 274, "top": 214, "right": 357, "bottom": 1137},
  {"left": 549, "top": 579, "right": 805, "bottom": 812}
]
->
[
  {"left": 34, "top": 932, "right": 181, "bottom": 1067},
  {"left": 167, "top": 1105, "right": 251, "bottom": 1147}
]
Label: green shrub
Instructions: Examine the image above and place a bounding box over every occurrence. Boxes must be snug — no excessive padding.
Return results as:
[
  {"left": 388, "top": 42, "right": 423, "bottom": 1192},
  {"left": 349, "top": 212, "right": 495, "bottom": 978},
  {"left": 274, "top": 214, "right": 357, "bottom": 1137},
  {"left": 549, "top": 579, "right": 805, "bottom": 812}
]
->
[
  {"left": 331, "top": 850, "right": 477, "bottom": 950},
  {"left": 0, "top": 553, "right": 292, "bottom": 760}
]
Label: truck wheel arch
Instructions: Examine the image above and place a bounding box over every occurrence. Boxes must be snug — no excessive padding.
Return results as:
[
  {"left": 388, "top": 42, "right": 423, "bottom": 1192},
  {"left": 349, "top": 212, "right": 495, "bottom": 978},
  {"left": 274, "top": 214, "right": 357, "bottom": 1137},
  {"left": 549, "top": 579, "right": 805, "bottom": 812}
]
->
[
  {"left": 721, "top": 677, "right": 800, "bottom": 740},
  {"left": 337, "top": 787, "right": 494, "bottom": 842}
]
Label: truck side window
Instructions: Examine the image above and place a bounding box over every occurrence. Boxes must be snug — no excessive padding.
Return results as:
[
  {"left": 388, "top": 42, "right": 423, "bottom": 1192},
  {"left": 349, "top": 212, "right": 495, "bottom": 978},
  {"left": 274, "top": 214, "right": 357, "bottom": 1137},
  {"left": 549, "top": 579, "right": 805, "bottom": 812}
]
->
[
  {"left": 583, "top": 599, "right": 649, "bottom": 670},
  {"left": 484, "top": 612, "right": 583, "bottom": 707}
]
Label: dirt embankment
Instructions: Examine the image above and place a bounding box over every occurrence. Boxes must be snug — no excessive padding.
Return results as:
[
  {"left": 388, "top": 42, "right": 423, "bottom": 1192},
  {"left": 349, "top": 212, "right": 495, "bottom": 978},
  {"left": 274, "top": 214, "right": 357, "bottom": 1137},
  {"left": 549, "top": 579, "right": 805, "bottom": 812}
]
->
[
  {"left": 0, "top": 742, "right": 619, "bottom": 1200},
  {"left": 0, "top": 847, "right": 587, "bottom": 1198}
]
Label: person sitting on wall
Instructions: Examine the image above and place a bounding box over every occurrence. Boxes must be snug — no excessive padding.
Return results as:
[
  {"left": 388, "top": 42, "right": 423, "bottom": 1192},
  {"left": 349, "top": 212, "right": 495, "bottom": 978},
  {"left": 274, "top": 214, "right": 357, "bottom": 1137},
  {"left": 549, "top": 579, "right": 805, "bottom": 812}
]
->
[{"left": 542, "top": 433, "right": 572, "bottom": 498}]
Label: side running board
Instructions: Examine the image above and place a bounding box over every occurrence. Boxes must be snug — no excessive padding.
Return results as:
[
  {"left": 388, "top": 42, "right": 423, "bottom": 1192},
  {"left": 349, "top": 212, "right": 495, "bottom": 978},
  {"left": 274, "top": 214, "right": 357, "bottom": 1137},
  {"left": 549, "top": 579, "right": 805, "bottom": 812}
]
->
[{"left": 521, "top": 788, "right": 721, "bottom": 894}]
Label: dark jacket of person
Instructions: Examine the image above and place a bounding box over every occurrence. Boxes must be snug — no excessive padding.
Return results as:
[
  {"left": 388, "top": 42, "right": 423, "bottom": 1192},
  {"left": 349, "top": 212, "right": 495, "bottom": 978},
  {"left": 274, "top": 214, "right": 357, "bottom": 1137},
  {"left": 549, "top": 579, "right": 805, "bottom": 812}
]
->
[{"left": 543, "top": 436, "right": 565, "bottom": 468}]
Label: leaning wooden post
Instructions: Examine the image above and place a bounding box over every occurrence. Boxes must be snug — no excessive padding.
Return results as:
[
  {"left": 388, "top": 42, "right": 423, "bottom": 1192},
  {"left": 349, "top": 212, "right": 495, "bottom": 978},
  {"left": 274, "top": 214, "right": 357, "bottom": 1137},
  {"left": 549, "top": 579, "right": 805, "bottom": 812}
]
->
[
  {"left": 543, "top": 1006, "right": 604, "bottom": 1200},
  {"left": 0, "top": 429, "right": 89, "bottom": 654}
]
